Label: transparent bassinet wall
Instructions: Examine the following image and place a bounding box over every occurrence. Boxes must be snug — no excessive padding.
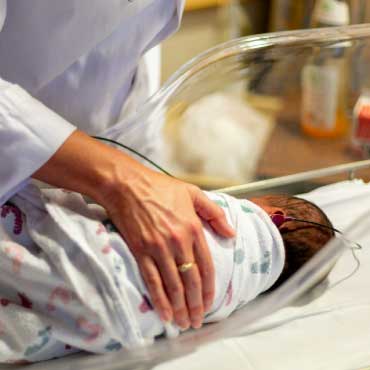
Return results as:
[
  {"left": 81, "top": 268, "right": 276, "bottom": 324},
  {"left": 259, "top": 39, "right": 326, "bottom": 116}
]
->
[
  {"left": 28, "top": 26, "right": 370, "bottom": 370},
  {"left": 123, "top": 24, "right": 370, "bottom": 194}
]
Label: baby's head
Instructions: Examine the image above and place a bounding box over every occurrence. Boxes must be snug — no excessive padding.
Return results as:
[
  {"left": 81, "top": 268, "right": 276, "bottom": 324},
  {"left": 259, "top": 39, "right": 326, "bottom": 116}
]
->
[{"left": 249, "top": 195, "right": 335, "bottom": 288}]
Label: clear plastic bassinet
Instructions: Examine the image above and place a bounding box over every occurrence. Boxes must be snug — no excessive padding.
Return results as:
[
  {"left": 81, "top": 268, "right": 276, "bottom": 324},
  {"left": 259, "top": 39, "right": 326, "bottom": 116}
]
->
[
  {"left": 20, "top": 25, "right": 370, "bottom": 370},
  {"left": 108, "top": 24, "right": 370, "bottom": 194}
]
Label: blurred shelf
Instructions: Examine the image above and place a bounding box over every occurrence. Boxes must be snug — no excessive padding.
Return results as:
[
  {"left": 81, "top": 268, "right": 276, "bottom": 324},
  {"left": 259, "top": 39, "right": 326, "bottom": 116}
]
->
[
  {"left": 185, "top": 0, "right": 230, "bottom": 11},
  {"left": 257, "top": 116, "right": 370, "bottom": 183}
]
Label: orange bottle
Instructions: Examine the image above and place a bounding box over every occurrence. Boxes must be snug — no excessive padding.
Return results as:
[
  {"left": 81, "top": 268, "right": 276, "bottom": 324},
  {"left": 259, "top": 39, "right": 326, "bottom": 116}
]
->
[{"left": 301, "top": 0, "right": 350, "bottom": 138}]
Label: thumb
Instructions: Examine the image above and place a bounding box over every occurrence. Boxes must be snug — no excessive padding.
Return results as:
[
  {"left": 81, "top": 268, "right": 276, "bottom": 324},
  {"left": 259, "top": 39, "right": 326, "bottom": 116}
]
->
[{"left": 190, "top": 187, "right": 235, "bottom": 238}]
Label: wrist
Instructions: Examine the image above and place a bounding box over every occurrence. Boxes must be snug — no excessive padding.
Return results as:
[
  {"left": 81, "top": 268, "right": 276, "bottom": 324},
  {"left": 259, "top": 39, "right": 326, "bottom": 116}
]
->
[
  {"left": 86, "top": 142, "right": 152, "bottom": 207},
  {"left": 90, "top": 156, "right": 134, "bottom": 205},
  {"left": 33, "top": 130, "right": 149, "bottom": 205}
]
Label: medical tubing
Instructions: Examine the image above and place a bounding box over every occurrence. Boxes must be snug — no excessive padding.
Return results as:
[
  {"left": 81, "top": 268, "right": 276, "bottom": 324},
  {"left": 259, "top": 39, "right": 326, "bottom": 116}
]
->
[{"left": 91, "top": 136, "right": 175, "bottom": 177}]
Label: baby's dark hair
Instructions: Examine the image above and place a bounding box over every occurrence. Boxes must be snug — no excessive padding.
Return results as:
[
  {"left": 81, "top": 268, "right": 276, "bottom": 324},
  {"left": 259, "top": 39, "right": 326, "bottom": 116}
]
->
[{"left": 262, "top": 195, "right": 335, "bottom": 288}]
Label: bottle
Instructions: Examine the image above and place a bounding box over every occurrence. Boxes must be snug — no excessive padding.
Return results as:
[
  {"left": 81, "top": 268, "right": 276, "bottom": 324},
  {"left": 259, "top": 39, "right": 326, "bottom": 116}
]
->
[
  {"left": 352, "top": 91, "right": 370, "bottom": 158},
  {"left": 269, "top": 0, "right": 315, "bottom": 32},
  {"left": 301, "top": 0, "right": 350, "bottom": 138}
]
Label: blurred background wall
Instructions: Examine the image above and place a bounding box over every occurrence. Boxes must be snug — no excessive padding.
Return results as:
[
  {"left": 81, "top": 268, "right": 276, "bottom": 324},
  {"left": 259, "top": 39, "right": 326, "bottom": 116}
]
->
[{"left": 161, "top": 0, "right": 370, "bottom": 82}]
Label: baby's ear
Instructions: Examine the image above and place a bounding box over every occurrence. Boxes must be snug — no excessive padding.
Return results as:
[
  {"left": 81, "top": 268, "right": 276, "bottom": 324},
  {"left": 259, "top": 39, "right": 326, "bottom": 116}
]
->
[
  {"left": 261, "top": 205, "right": 285, "bottom": 216},
  {"left": 249, "top": 198, "right": 285, "bottom": 218}
]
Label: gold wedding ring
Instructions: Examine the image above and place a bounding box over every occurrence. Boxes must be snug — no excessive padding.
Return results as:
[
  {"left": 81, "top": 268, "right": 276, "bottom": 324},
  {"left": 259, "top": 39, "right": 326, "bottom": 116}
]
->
[{"left": 178, "top": 262, "right": 195, "bottom": 273}]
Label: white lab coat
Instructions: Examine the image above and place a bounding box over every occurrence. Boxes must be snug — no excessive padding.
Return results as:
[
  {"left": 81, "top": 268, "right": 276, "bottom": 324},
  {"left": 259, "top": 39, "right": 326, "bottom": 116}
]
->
[{"left": 0, "top": 0, "right": 184, "bottom": 205}]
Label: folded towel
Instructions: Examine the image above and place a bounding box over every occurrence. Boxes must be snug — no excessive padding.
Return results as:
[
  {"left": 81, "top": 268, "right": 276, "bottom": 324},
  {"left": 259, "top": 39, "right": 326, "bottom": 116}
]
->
[{"left": 0, "top": 185, "right": 284, "bottom": 362}]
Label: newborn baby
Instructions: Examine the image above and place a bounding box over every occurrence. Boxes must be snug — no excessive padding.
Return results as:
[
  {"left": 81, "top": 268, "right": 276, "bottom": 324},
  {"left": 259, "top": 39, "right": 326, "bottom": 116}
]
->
[{"left": 0, "top": 186, "right": 333, "bottom": 363}]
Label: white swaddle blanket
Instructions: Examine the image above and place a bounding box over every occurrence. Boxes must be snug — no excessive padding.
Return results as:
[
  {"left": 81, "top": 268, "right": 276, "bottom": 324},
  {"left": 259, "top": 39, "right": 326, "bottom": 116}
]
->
[{"left": 0, "top": 185, "right": 284, "bottom": 363}]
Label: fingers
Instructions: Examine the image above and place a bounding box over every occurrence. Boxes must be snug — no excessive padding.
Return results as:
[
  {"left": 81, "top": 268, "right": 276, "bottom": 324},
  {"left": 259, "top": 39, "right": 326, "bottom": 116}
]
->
[
  {"left": 139, "top": 256, "right": 173, "bottom": 323},
  {"left": 155, "top": 236, "right": 204, "bottom": 329},
  {"left": 108, "top": 180, "right": 222, "bottom": 331},
  {"left": 153, "top": 250, "right": 191, "bottom": 329},
  {"left": 191, "top": 221, "right": 215, "bottom": 313},
  {"left": 178, "top": 264, "right": 203, "bottom": 329},
  {"left": 121, "top": 227, "right": 206, "bottom": 330},
  {"left": 138, "top": 194, "right": 217, "bottom": 329},
  {"left": 191, "top": 188, "right": 235, "bottom": 238}
]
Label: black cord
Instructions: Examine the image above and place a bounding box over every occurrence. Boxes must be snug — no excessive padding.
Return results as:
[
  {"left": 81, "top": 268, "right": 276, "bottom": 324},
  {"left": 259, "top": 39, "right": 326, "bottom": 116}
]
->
[
  {"left": 290, "top": 217, "right": 363, "bottom": 250},
  {"left": 92, "top": 136, "right": 175, "bottom": 178},
  {"left": 291, "top": 217, "right": 342, "bottom": 234}
]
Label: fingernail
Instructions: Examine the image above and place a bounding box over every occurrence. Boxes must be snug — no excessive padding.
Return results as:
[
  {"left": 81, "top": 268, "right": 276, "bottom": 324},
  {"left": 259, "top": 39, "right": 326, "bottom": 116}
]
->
[
  {"left": 161, "top": 310, "right": 172, "bottom": 322},
  {"left": 204, "top": 300, "right": 212, "bottom": 312},
  {"left": 192, "top": 317, "right": 203, "bottom": 329},
  {"left": 178, "top": 319, "right": 190, "bottom": 330},
  {"left": 228, "top": 226, "right": 236, "bottom": 236}
]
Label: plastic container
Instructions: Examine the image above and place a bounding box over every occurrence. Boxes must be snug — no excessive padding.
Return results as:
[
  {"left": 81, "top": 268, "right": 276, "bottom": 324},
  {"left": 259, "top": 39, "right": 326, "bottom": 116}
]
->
[
  {"left": 352, "top": 91, "right": 370, "bottom": 157},
  {"left": 301, "top": 45, "right": 350, "bottom": 138},
  {"left": 301, "top": 0, "right": 351, "bottom": 138},
  {"left": 28, "top": 25, "right": 370, "bottom": 370},
  {"left": 269, "top": 0, "right": 315, "bottom": 31},
  {"left": 108, "top": 25, "right": 370, "bottom": 189}
]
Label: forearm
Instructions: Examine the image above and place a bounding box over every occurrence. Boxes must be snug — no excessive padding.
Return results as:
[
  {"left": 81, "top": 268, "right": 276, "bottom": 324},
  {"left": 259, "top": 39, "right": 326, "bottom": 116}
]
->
[{"left": 32, "top": 130, "right": 147, "bottom": 205}]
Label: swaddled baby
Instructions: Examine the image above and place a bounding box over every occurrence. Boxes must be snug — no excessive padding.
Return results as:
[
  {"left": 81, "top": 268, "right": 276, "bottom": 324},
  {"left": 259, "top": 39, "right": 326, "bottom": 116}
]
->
[{"left": 0, "top": 186, "right": 333, "bottom": 363}]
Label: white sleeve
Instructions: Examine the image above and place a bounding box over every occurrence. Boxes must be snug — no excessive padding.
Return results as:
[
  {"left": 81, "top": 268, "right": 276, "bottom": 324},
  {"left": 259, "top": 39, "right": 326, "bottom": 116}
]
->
[
  {"left": 0, "top": 79, "right": 76, "bottom": 205},
  {"left": 0, "top": 0, "right": 6, "bottom": 31},
  {"left": 0, "top": 1, "right": 76, "bottom": 205}
]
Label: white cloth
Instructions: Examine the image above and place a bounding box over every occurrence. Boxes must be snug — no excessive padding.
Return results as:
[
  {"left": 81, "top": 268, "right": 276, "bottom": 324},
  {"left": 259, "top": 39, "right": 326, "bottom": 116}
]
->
[
  {"left": 0, "top": 186, "right": 284, "bottom": 363},
  {"left": 204, "top": 192, "right": 285, "bottom": 322},
  {"left": 0, "top": 0, "right": 184, "bottom": 205}
]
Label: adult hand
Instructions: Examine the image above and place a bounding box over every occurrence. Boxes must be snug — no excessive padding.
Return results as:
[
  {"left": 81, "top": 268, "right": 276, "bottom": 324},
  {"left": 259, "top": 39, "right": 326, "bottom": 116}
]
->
[
  {"left": 98, "top": 168, "right": 235, "bottom": 329},
  {"left": 33, "top": 130, "right": 235, "bottom": 329}
]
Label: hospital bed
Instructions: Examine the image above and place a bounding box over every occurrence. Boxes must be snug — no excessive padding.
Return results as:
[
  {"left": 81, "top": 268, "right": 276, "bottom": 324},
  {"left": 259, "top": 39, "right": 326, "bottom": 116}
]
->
[{"left": 6, "top": 25, "right": 370, "bottom": 369}]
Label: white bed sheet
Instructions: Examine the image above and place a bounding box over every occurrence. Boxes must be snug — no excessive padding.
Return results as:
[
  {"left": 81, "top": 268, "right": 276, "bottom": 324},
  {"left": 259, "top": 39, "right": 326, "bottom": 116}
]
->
[{"left": 154, "top": 180, "right": 370, "bottom": 370}]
